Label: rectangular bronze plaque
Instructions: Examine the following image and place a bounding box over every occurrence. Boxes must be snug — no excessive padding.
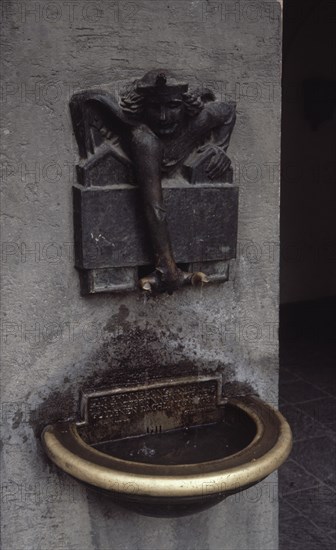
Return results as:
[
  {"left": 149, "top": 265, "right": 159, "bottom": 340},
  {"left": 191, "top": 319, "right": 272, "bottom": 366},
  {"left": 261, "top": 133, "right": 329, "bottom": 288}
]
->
[
  {"left": 79, "top": 376, "right": 223, "bottom": 443},
  {"left": 73, "top": 184, "right": 238, "bottom": 269}
]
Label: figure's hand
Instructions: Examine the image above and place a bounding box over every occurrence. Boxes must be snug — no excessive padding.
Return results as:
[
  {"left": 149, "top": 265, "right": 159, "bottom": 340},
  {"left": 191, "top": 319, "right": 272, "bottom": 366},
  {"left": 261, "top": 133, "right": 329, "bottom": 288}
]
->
[
  {"left": 139, "top": 266, "right": 209, "bottom": 295},
  {"left": 199, "top": 145, "right": 231, "bottom": 180}
]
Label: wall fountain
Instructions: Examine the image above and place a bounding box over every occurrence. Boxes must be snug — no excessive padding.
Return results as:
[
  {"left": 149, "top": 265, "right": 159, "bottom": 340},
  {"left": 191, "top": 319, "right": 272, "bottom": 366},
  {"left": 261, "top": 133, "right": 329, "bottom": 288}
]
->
[{"left": 42, "top": 69, "right": 291, "bottom": 517}]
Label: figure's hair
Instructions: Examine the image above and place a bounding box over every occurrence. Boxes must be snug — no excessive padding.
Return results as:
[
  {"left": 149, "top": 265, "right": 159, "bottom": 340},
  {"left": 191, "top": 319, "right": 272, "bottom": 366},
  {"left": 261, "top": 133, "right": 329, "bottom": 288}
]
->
[
  {"left": 119, "top": 82, "right": 144, "bottom": 115},
  {"left": 119, "top": 81, "right": 215, "bottom": 117}
]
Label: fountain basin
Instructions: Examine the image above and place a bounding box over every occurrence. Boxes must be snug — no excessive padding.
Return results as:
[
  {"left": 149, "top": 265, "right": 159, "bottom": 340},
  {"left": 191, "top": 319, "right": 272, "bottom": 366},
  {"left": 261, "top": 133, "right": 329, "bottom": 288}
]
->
[{"left": 42, "top": 377, "right": 292, "bottom": 517}]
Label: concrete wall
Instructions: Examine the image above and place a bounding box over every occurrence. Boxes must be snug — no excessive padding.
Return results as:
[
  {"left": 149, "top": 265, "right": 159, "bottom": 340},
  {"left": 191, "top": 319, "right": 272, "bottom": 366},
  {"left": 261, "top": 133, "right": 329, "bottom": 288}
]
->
[{"left": 1, "top": 1, "right": 282, "bottom": 548}]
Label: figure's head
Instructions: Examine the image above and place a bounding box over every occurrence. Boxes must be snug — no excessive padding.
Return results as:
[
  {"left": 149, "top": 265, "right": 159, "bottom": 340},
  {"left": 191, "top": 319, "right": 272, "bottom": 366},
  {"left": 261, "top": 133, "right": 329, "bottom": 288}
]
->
[
  {"left": 143, "top": 90, "right": 185, "bottom": 137},
  {"left": 120, "top": 69, "right": 204, "bottom": 139},
  {"left": 137, "top": 70, "right": 187, "bottom": 137}
]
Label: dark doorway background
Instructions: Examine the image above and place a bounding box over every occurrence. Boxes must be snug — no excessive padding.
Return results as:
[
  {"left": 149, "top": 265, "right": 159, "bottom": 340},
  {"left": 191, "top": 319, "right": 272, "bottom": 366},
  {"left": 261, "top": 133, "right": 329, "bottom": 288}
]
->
[
  {"left": 281, "top": 0, "right": 336, "bottom": 304},
  {"left": 279, "top": 1, "right": 336, "bottom": 548}
]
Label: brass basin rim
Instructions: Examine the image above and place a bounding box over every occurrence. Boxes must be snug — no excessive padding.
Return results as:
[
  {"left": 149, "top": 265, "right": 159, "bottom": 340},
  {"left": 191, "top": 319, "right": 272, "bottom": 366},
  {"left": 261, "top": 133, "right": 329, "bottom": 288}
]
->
[{"left": 42, "top": 397, "right": 292, "bottom": 498}]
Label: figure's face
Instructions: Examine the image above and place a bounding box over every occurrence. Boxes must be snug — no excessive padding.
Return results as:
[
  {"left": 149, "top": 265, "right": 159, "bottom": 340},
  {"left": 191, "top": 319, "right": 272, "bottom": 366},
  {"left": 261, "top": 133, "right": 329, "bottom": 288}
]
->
[{"left": 144, "top": 93, "right": 185, "bottom": 137}]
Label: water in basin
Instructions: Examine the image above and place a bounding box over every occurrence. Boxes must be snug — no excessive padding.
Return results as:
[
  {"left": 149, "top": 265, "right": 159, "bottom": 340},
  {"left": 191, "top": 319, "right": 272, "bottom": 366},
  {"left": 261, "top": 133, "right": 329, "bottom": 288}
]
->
[{"left": 93, "top": 414, "right": 257, "bottom": 465}]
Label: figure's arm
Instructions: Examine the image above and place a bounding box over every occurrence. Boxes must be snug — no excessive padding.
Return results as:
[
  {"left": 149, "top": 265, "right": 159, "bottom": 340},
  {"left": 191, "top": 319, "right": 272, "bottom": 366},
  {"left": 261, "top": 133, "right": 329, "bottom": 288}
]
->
[
  {"left": 196, "top": 102, "right": 236, "bottom": 179},
  {"left": 130, "top": 125, "right": 208, "bottom": 293},
  {"left": 203, "top": 101, "right": 236, "bottom": 150},
  {"left": 130, "top": 125, "right": 179, "bottom": 284},
  {"left": 69, "top": 91, "right": 134, "bottom": 159}
]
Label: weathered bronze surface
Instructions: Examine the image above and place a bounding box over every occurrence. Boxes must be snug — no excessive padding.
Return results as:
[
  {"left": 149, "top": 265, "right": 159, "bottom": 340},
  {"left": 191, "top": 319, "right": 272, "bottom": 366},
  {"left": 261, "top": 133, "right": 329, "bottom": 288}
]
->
[
  {"left": 42, "top": 376, "right": 292, "bottom": 517},
  {"left": 70, "top": 70, "right": 237, "bottom": 294}
]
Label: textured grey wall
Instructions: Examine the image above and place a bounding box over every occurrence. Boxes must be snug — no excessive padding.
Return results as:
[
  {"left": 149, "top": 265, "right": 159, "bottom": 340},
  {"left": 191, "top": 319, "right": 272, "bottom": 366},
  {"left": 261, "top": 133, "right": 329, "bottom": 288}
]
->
[{"left": 1, "top": 1, "right": 282, "bottom": 548}]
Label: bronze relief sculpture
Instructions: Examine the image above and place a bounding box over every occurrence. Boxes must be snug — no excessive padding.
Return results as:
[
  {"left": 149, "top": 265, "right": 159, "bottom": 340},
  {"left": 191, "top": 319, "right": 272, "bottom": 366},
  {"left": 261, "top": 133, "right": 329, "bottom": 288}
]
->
[{"left": 70, "top": 70, "right": 237, "bottom": 295}]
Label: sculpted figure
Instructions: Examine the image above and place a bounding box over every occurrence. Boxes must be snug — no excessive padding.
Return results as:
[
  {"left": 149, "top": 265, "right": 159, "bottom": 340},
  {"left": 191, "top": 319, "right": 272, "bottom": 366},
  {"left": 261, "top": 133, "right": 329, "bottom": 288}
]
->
[{"left": 70, "top": 70, "right": 236, "bottom": 294}]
